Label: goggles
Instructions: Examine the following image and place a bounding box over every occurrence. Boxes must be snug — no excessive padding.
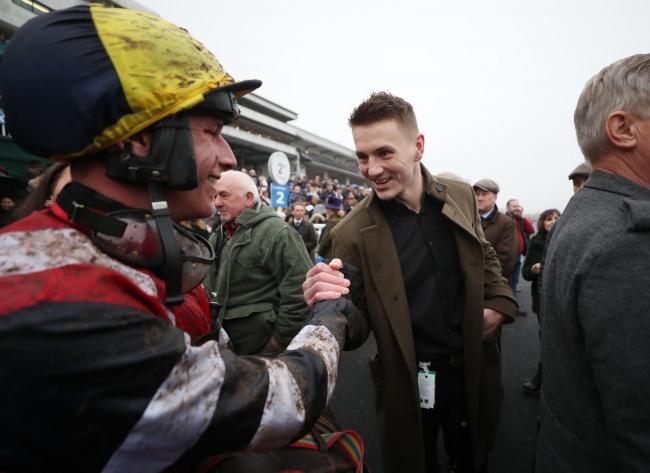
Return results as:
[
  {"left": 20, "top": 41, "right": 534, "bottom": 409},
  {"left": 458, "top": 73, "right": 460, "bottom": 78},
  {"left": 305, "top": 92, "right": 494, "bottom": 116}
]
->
[{"left": 91, "top": 209, "right": 215, "bottom": 294}]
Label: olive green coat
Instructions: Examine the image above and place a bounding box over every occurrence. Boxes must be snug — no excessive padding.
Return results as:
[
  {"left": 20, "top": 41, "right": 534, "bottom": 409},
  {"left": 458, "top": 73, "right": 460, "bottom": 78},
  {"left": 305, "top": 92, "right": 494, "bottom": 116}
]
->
[
  {"left": 204, "top": 206, "right": 312, "bottom": 354},
  {"left": 329, "top": 168, "right": 517, "bottom": 473}
]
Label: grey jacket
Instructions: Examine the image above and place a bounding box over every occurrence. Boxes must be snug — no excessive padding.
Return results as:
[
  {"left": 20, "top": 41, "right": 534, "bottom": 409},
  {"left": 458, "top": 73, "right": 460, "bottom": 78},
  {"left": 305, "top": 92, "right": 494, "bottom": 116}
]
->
[{"left": 536, "top": 171, "right": 650, "bottom": 472}]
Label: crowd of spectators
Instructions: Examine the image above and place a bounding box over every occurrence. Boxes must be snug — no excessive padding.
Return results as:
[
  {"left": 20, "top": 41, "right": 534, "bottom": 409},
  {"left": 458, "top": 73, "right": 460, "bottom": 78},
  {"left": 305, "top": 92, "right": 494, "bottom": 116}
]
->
[
  {"left": 7, "top": 6, "right": 649, "bottom": 473},
  {"left": 239, "top": 166, "right": 371, "bottom": 222},
  {"left": 1, "top": 161, "right": 542, "bottom": 249}
]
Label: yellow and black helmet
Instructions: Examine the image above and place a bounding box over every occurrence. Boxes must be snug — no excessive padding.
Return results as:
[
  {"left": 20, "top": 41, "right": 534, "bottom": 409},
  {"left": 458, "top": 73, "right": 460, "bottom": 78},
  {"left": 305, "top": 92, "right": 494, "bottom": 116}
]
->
[{"left": 0, "top": 4, "right": 260, "bottom": 163}]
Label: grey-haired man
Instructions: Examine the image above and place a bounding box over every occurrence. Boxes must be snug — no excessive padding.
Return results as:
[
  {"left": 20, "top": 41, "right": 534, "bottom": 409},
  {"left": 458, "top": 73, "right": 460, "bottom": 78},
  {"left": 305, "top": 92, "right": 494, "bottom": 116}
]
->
[{"left": 536, "top": 54, "right": 650, "bottom": 473}]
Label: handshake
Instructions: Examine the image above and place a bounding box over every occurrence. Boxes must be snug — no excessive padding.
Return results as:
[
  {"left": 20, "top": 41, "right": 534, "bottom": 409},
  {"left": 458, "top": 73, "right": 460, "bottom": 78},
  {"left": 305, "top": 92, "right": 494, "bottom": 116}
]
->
[{"left": 303, "top": 259, "right": 366, "bottom": 350}]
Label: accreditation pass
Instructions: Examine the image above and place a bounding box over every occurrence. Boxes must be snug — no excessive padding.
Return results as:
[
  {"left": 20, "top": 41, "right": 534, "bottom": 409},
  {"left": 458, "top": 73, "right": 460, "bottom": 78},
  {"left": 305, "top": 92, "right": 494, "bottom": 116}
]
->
[{"left": 418, "top": 361, "right": 436, "bottom": 409}]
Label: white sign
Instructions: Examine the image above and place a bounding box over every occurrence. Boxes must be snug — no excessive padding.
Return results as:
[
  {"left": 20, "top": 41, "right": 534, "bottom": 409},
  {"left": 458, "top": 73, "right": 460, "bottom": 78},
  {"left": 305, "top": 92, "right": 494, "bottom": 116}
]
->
[{"left": 267, "top": 151, "right": 291, "bottom": 185}]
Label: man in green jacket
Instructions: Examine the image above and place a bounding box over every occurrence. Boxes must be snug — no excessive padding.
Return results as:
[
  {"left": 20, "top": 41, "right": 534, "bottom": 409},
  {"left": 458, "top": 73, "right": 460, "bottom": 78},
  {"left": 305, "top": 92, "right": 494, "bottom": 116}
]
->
[{"left": 205, "top": 170, "right": 312, "bottom": 355}]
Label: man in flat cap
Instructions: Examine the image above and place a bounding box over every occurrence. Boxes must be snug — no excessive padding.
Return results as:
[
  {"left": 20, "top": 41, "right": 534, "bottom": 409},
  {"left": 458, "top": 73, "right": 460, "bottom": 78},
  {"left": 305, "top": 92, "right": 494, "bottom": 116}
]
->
[
  {"left": 473, "top": 179, "right": 519, "bottom": 285},
  {"left": 568, "top": 161, "right": 593, "bottom": 193}
]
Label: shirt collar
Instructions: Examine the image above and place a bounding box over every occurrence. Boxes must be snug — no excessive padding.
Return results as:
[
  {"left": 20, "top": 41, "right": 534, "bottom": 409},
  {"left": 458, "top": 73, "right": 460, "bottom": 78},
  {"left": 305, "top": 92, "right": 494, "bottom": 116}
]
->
[
  {"left": 480, "top": 206, "right": 496, "bottom": 220},
  {"left": 223, "top": 222, "right": 239, "bottom": 239}
]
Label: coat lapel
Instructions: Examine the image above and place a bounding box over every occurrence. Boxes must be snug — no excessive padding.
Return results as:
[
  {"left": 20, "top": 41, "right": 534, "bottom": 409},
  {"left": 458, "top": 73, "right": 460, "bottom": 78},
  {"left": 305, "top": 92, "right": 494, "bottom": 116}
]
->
[
  {"left": 362, "top": 196, "right": 418, "bottom": 382},
  {"left": 430, "top": 180, "right": 479, "bottom": 244},
  {"left": 428, "top": 174, "right": 485, "bottom": 424}
]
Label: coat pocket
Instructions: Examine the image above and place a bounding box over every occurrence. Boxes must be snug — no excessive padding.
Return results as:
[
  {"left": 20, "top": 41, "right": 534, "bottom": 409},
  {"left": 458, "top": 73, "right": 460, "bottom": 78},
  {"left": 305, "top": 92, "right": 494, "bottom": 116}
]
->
[
  {"left": 223, "top": 310, "right": 274, "bottom": 355},
  {"left": 235, "top": 249, "right": 261, "bottom": 269}
]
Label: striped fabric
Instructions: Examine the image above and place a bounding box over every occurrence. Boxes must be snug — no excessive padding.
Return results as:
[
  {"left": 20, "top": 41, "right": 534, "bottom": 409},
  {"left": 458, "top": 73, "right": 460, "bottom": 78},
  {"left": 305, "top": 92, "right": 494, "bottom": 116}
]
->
[
  {"left": 0, "top": 209, "right": 347, "bottom": 472},
  {"left": 289, "top": 430, "right": 365, "bottom": 473}
]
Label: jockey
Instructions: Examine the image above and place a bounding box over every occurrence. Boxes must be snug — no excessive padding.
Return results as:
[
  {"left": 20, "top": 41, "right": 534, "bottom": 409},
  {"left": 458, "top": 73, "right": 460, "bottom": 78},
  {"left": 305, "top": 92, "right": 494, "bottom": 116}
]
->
[{"left": 0, "top": 5, "right": 358, "bottom": 472}]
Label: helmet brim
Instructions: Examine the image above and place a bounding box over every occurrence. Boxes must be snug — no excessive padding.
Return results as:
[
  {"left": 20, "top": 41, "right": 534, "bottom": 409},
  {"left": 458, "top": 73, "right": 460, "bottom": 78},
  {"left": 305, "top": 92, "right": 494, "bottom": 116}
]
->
[{"left": 223, "top": 79, "right": 263, "bottom": 98}]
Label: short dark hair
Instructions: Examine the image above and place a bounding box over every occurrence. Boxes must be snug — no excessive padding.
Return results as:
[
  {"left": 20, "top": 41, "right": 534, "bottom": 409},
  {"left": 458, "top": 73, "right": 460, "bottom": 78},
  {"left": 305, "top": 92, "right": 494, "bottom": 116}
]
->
[{"left": 349, "top": 92, "right": 418, "bottom": 132}]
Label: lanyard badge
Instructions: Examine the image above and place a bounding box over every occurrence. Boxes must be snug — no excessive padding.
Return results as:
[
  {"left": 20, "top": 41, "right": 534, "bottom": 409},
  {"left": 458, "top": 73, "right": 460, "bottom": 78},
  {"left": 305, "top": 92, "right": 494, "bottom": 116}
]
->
[{"left": 418, "top": 361, "right": 436, "bottom": 409}]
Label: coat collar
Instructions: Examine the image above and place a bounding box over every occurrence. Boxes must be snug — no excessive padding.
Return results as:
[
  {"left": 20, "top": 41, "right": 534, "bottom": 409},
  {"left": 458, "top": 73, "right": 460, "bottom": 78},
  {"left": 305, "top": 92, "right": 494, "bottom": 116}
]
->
[
  {"left": 424, "top": 167, "right": 478, "bottom": 240},
  {"left": 585, "top": 170, "right": 650, "bottom": 200},
  {"left": 480, "top": 204, "right": 500, "bottom": 224},
  {"left": 358, "top": 165, "right": 478, "bottom": 239}
]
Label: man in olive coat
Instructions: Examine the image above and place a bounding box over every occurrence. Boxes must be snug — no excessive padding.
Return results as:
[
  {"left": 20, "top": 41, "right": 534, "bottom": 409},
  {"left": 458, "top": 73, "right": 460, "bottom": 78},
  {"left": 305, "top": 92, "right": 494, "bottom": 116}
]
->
[{"left": 303, "top": 93, "right": 517, "bottom": 473}]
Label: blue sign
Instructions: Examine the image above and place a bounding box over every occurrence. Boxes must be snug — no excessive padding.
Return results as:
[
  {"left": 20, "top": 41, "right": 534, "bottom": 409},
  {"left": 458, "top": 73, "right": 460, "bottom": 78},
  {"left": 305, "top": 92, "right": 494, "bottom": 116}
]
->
[{"left": 270, "top": 183, "right": 289, "bottom": 207}]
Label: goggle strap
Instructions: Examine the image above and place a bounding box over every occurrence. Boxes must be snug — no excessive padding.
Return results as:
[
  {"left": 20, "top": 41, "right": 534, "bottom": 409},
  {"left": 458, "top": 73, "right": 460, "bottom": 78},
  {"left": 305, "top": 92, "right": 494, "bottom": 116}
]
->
[
  {"left": 58, "top": 193, "right": 127, "bottom": 237},
  {"left": 149, "top": 183, "right": 184, "bottom": 306}
]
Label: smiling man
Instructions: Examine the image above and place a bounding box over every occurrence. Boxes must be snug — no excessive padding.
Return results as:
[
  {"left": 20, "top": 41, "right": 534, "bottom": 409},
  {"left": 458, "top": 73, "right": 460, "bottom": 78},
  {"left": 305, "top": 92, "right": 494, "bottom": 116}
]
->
[
  {"left": 0, "top": 6, "right": 358, "bottom": 471},
  {"left": 303, "top": 92, "right": 517, "bottom": 473},
  {"left": 536, "top": 53, "right": 650, "bottom": 473}
]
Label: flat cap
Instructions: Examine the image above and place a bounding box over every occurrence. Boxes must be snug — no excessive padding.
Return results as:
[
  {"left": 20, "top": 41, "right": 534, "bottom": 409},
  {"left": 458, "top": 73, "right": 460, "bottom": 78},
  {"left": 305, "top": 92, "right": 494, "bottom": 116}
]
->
[
  {"left": 568, "top": 161, "right": 593, "bottom": 180},
  {"left": 473, "top": 178, "right": 500, "bottom": 193}
]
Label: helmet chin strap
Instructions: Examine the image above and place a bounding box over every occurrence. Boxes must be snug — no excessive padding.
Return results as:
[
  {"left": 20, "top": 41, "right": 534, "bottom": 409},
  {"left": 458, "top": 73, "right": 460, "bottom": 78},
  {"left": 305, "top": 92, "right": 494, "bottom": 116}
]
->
[
  {"left": 102, "top": 91, "right": 241, "bottom": 306},
  {"left": 104, "top": 115, "right": 196, "bottom": 306},
  {"left": 148, "top": 182, "right": 184, "bottom": 306}
]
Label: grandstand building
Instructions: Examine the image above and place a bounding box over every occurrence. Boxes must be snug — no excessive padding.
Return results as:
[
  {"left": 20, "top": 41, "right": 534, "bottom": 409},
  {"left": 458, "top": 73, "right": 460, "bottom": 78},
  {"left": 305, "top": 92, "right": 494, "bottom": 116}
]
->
[{"left": 0, "top": 0, "right": 362, "bottom": 183}]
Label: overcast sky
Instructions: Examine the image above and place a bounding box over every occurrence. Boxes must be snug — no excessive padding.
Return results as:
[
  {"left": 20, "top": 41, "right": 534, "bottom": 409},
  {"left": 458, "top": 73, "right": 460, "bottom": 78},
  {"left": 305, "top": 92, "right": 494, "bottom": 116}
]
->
[{"left": 140, "top": 0, "right": 650, "bottom": 213}]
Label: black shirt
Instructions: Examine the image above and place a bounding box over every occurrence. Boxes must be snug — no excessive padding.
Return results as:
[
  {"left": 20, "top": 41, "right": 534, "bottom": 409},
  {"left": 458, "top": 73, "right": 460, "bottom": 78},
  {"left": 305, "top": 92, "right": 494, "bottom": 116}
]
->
[{"left": 378, "top": 193, "right": 464, "bottom": 363}]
